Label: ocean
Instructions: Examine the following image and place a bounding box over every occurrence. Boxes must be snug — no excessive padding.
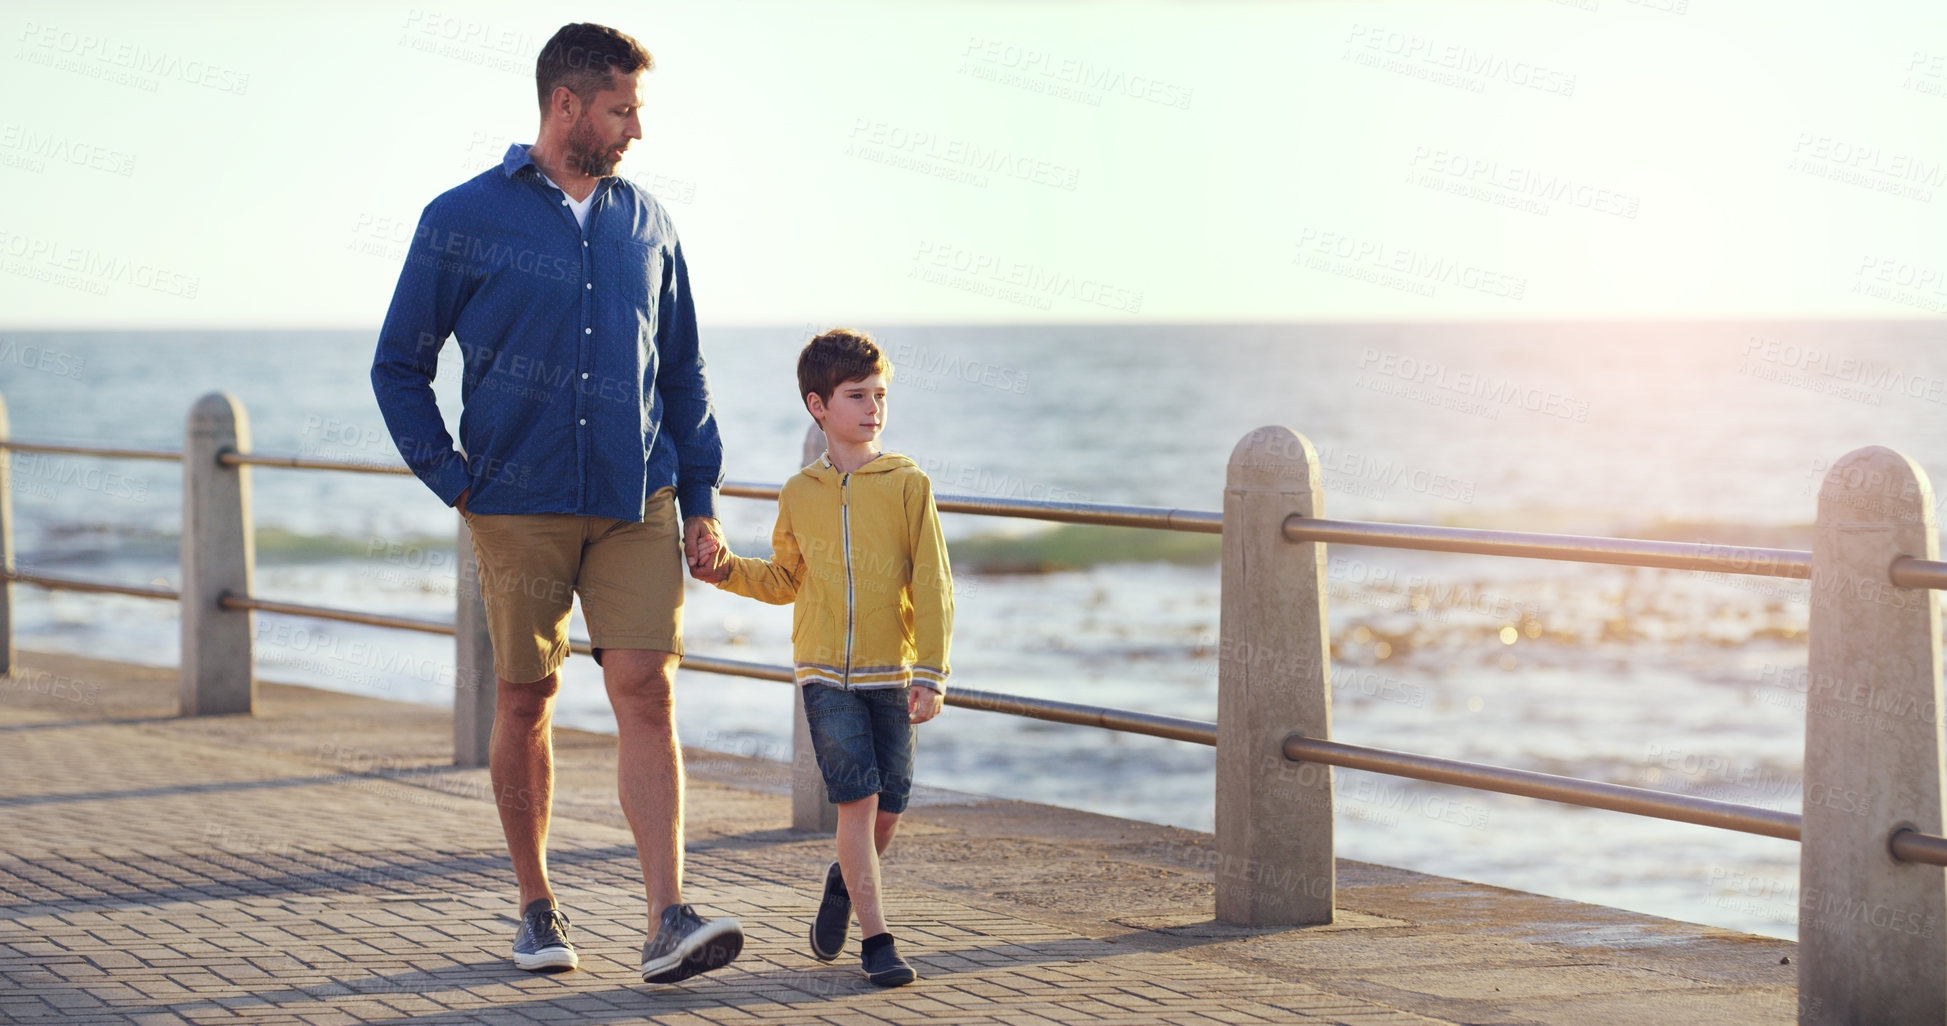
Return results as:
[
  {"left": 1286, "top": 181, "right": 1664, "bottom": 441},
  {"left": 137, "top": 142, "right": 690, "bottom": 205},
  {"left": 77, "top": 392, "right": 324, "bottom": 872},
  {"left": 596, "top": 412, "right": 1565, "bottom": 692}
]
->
[{"left": 7, "top": 321, "right": 1947, "bottom": 941}]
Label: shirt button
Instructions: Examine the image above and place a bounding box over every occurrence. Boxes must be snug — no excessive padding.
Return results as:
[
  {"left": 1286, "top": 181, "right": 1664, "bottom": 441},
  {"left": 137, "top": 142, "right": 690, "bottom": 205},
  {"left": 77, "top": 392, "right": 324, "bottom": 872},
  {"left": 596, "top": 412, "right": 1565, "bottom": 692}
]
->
[
  {"left": 561, "top": 199, "right": 569, "bottom": 206},
  {"left": 582, "top": 241, "right": 588, "bottom": 247},
  {"left": 584, "top": 328, "right": 592, "bottom": 334},
  {"left": 585, "top": 282, "right": 592, "bottom": 290},
  {"left": 578, "top": 418, "right": 586, "bottom": 425},
  {"left": 581, "top": 372, "right": 590, "bottom": 379}
]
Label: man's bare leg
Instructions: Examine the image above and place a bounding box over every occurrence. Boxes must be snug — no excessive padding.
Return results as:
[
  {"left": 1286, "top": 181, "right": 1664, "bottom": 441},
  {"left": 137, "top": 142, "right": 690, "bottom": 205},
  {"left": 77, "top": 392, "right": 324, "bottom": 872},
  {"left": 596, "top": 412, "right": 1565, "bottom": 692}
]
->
[
  {"left": 601, "top": 649, "right": 684, "bottom": 930},
  {"left": 491, "top": 671, "right": 560, "bottom": 910}
]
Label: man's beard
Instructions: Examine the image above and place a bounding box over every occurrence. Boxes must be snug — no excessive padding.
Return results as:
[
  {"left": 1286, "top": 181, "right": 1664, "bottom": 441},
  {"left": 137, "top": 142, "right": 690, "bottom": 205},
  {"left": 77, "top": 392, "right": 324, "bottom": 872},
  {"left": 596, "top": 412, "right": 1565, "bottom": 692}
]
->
[{"left": 567, "top": 117, "right": 623, "bottom": 177}]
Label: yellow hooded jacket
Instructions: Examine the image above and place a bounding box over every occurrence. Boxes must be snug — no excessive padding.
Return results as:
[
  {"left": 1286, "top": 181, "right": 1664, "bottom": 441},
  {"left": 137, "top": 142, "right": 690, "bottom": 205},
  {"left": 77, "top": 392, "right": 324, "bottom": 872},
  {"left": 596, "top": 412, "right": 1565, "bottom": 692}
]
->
[{"left": 716, "top": 451, "right": 952, "bottom": 692}]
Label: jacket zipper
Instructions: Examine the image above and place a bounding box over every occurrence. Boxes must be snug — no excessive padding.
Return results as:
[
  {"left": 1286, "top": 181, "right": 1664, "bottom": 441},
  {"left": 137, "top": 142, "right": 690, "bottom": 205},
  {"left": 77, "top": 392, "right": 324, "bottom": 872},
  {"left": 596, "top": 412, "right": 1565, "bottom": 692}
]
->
[{"left": 841, "top": 470, "right": 855, "bottom": 689}]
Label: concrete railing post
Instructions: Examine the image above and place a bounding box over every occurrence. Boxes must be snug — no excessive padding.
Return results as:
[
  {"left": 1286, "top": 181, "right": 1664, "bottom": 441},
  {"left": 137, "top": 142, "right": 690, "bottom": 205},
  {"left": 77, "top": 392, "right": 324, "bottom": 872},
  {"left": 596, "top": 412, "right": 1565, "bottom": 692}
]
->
[
  {"left": 792, "top": 423, "right": 839, "bottom": 833},
  {"left": 180, "top": 392, "right": 255, "bottom": 716},
  {"left": 454, "top": 513, "right": 497, "bottom": 767},
  {"left": 0, "top": 393, "right": 13, "bottom": 677},
  {"left": 1216, "top": 426, "right": 1333, "bottom": 926},
  {"left": 1800, "top": 446, "right": 1947, "bottom": 1025}
]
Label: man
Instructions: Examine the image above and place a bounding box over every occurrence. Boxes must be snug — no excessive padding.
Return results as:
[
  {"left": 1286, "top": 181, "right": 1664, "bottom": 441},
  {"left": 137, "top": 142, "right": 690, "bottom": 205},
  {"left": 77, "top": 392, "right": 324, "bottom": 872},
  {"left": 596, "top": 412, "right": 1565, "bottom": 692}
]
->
[{"left": 370, "top": 22, "right": 742, "bottom": 985}]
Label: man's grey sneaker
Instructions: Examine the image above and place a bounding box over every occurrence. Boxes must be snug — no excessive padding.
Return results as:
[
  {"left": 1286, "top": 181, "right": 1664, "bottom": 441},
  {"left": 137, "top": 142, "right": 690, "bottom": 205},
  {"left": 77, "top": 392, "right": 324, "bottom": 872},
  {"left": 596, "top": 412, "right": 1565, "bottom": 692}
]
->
[
  {"left": 860, "top": 932, "right": 915, "bottom": 987},
  {"left": 809, "top": 861, "right": 851, "bottom": 962},
  {"left": 511, "top": 898, "right": 577, "bottom": 972},
  {"left": 639, "top": 903, "right": 744, "bottom": 984}
]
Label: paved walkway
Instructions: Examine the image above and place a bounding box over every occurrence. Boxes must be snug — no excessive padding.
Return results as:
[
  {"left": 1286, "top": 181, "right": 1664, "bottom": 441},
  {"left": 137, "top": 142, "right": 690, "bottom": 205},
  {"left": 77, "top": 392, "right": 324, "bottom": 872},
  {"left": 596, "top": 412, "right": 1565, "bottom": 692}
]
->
[{"left": 2, "top": 651, "right": 1797, "bottom": 1025}]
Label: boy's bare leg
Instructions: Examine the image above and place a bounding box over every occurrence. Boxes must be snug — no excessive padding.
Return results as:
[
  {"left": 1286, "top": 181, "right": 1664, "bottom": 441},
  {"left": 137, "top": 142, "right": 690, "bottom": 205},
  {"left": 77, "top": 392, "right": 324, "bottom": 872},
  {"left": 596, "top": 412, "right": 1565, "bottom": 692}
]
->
[
  {"left": 491, "top": 672, "right": 560, "bottom": 910},
  {"left": 875, "top": 809, "right": 900, "bottom": 856},
  {"left": 837, "top": 796, "right": 888, "bottom": 937},
  {"left": 602, "top": 648, "right": 685, "bottom": 930}
]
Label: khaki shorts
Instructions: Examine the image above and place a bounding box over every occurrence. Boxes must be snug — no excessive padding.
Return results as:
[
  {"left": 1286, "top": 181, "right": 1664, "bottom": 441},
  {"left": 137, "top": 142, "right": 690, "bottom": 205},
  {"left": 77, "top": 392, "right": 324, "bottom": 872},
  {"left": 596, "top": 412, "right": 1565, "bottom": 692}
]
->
[{"left": 463, "top": 486, "right": 685, "bottom": 684}]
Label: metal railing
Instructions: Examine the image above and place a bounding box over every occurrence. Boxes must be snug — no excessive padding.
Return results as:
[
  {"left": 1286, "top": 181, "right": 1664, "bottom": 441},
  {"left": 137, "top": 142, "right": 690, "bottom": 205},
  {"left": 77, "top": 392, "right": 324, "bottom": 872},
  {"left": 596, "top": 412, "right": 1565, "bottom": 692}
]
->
[
  {"left": 0, "top": 408, "right": 1225, "bottom": 754},
  {"left": 211, "top": 586, "right": 1217, "bottom": 743},
  {"left": 4, "top": 398, "right": 1946, "bottom": 1023},
  {"left": 1281, "top": 735, "right": 1802, "bottom": 841},
  {"left": 1218, "top": 426, "right": 1947, "bottom": 1025},
  {"left": 1282, "top": 516, "right": 1814, "bottom": 578}
]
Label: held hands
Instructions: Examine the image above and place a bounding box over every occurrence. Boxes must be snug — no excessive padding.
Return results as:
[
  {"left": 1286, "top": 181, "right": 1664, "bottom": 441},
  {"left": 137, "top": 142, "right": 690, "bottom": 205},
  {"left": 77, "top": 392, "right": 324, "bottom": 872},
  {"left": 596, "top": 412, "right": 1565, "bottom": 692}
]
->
[
  {"left": 684, "top": 516, "right": 732, "bottom": 583},
  {"left": 909, "top": 685, "right": 944, "bottom": 724}
]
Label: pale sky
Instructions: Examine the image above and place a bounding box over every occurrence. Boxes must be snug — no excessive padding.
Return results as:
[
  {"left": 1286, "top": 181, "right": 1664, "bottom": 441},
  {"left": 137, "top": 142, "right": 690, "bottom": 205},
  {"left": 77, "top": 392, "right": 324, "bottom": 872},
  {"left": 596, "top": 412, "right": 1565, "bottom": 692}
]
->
[{"left": 2, "top": 0, "right": 1945, "bottom": 327}]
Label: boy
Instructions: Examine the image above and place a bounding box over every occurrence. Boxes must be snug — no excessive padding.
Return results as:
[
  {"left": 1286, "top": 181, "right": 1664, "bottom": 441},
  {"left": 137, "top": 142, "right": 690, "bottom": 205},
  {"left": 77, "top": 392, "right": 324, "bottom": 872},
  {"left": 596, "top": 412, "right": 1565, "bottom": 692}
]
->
[{"left": 697, "top": 328, "right": 951, "bottom": 987}]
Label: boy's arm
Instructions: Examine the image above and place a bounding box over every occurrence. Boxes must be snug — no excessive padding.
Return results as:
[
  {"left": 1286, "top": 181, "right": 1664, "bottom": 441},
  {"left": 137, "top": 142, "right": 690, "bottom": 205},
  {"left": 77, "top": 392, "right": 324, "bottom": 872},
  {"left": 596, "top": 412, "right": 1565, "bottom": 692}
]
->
[
  {"left": 715, "top": 498, "right": 805, "bottom": 605},
  {"left": 907, "top": 473, "right": 954, "bottom": 693}
]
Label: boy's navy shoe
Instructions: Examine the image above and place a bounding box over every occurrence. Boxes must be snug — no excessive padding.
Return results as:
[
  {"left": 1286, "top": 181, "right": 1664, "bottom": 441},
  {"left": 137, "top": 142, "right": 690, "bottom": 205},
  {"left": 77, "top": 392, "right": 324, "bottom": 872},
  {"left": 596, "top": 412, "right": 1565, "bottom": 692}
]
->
[
  {"left": 511, "top": 898, "right": 578, "bottom": 972},
  {"left": 809, "top": 861, "right": 850, "bottom": 962},
  {"left": 860, "top": 932, "right": 915, "bottom": 987},
  {"left": 640, "top": 903, "right": 744, "bottom": 984}
]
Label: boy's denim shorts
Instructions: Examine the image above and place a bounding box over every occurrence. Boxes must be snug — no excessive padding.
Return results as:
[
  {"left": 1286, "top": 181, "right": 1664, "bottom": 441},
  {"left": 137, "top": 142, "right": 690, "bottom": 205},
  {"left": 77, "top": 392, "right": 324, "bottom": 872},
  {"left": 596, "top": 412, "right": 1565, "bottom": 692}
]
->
[{"left": 801, "top": 684, "right": 915, "bottom": 814}]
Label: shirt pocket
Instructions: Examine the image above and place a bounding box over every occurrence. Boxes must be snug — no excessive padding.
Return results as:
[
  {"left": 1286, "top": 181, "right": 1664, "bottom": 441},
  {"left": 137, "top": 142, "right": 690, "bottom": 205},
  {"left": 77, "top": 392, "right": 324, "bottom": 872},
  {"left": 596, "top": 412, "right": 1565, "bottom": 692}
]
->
[{"left": 602, "top": 238, "right": 664, "bottom": 325}]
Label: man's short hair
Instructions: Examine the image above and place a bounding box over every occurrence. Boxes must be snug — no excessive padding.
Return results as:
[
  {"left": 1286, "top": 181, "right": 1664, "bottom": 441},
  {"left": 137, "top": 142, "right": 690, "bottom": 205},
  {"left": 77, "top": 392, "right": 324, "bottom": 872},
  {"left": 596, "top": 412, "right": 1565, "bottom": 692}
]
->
[
  {"left": 798, "top": 329, "right": 893, "bottom": 416},
  {"left": 535, "top": 23, "right": 653, "bottom": 113}
]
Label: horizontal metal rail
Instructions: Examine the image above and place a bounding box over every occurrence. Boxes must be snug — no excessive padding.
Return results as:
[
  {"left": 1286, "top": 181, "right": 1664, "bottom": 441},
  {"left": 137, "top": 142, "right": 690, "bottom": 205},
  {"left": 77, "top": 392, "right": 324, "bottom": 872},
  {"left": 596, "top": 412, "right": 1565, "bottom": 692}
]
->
[
  {"left": 0, "top": 441, "right": 1227, "bottom": 529},
  {"left": 7, "top": 569, "right": 1211, "bottom": 743},
  {"left": 1892, "top": 829, "right": 1947, "bottom": 866},
  {"left": 0, "top": 440, "right": 181, "bottom": 462},
  {"left": 219, "top": 593, "right": 455, "bottom": 635},
  {"left": 576, "top": 637, "right": 1215, "bottom": 742},
  {"left": 4, "top": 568, "right": 180, "bottom": 601},
  {"left": 4, "top": 440, "right": 1941, "bottom": 591},
  {"left": 19, "top": 446, "right": 1941, "bottom": 590},
  {"left": 722, "top": 480, "right": 1224, "bottom": 533},
  {"left": 1285, "top": 735, "right": 1802, "bottom": 840},
  {"left": 18, "top": 564, "right": 1947, "bottom": 861},
  {"left": 1284, "top": 516, "right": 1813, "bottom": 580},
  {"left": 946, "top": 687, "right": 1216, "bottom": 744},
  {"left": 0, "top": 439, "right": 422, "bottom": 475},
  {"left": 223, "top": 591, "right": 1211, "bottom": 744},
  {"left": 1892, "top": 556, "right": 1947, "bottom": 591},
  {"left": 1285, "top": 737, "right": 1947, "bottom": 865},
  {"left": 220, "top": 452, "right": 415, "bottom": 476},
  {"left": 651, "top": 649, "right": 798, "bottom": 684}
]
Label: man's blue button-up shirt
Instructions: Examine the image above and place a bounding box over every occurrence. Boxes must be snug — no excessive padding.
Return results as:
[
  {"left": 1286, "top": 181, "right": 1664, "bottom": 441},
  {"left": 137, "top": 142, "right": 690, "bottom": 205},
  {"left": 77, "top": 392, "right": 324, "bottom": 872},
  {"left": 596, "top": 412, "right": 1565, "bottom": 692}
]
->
[{"left": 371, "top": 143, "right": 722, "bottom": 522}]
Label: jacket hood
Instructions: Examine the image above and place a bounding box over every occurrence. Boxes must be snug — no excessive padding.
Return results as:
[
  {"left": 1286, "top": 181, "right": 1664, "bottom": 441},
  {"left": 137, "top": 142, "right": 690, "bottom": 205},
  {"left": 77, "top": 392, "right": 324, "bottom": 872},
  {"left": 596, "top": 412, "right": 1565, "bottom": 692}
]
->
[{"left": 801, "top": 451, "right": 917, "bottom": 482}]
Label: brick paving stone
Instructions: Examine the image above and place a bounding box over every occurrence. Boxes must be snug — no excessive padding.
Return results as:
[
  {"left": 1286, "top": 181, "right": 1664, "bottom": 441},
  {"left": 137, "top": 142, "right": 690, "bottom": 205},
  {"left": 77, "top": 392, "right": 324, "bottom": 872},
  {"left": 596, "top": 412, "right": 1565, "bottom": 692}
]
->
[{"left": 0, "top": 652, "right": 1802, "bottom": 1026}]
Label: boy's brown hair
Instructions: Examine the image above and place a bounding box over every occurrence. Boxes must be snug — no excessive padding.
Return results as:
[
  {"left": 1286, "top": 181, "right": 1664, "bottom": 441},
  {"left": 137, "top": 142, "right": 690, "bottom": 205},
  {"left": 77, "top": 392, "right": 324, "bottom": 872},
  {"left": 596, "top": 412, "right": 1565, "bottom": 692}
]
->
[{"left": 798, "top": 329, "right": 893, "bottom": 419}]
